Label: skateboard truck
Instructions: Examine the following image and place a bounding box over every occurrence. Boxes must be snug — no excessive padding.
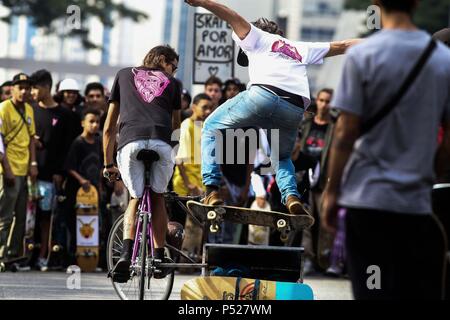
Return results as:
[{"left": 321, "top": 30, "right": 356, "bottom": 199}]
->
[
  {"left": 276, "top": 219, "right": 290, "bottom": 242},
  {"left": 207, "top": 207, "right": 225, "bottom": 233}
]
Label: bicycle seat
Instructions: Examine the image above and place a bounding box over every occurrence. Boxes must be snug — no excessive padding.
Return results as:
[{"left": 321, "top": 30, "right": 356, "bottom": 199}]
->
[{"left": 136, "top": 149, "right": 160, "bottom": 164}]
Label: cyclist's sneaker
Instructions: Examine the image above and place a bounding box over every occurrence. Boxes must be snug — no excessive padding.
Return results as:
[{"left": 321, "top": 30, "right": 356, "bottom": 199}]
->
[
  {"left": 108, "top": 240, "right": 133, "bottom": 283},
  {"left": 153, "top": 257, "right": 175, "bottom": 279},
  {"left": 286, "top": 195, "right": 311, "bottom": 216},
  {"left": 202, "top": 190, "right": 224, "bottom": 206},
  {"left": 35, "top": 257, "right": 48, "bottom": 272}
]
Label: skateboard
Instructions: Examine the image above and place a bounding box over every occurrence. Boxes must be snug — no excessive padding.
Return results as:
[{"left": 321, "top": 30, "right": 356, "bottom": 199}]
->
[
  {"left": 75, "top": 185, "right": 99, "bottom": 272},
  {"left": 187, "top": 201, "right": 314, "bottom": 242},
  {"left": 46, "top": 192, "right": 66, "bottom": 270},
  {"left": 181, "top": 276, "right": 314, "bottom": 300},
  {"left": 316, "top": 215, "right": 335, "bottom": 270}
]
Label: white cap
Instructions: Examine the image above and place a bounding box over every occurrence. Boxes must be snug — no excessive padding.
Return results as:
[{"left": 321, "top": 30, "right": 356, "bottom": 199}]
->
[{"left": 58, "top": 78, "right": 79, "bottom": 92}]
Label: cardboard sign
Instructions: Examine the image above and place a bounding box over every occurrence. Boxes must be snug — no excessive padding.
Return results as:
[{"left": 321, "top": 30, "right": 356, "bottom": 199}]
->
[{"left": 193, "top": 13, "right": 235, "bottom": 84}]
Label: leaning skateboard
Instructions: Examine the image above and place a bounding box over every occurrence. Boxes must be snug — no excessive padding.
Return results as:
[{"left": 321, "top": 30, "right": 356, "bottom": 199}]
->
[
  {"left": 181, "top": 276, "right": 314, "bottom": 300},
  {"left": 178, "top": 215, "right": 204, "bottom": 273},
  {"left": 187, "top": 201, "right": 314, "bottom": 242},
  {"left": 75, "top": 185, "right": 100, "bottom": 272}
]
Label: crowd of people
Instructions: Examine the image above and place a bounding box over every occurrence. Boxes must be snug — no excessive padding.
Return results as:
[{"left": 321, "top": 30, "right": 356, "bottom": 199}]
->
[{"left": 0, "top": 62, "right": 343, "bottom": 277}]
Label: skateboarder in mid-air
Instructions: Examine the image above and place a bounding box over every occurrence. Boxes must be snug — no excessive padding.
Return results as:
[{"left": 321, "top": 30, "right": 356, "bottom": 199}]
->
[{"left": 184, "top": 0, "right": 361, "bottom": 214}]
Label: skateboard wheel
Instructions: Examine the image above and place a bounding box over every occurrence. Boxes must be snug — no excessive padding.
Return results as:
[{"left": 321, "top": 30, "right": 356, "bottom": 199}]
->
[
  {"left": 0, "top": 263, "right": 5, "bottom": 272},
  {"left": 27, "top": 243, "right": 34, "bottom": 251},
  {"left": 207, "top": 211, "right": 217, "bottom": 220},
  {"left": 277, "top": 219, "right": 287, "bottom": 228},
  {"left": 52, "top": 245, "right": 61, "bottom": 252},
  {"left": 280, "top": 233, "right": 289, "bottom": 242},
  {"left": 210, "top": 224, "right": 219, "bottom": 233}
]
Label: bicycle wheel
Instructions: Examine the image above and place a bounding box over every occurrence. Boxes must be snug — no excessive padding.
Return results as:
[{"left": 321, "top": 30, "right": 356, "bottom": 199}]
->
[{"left": 106, "top": 214, "right": 175, "bottom": 300}]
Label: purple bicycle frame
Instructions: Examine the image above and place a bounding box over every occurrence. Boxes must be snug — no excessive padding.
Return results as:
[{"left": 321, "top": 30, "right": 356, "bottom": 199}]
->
[{"left": 131, "top": 187, "right": 154, "bottom": 264}]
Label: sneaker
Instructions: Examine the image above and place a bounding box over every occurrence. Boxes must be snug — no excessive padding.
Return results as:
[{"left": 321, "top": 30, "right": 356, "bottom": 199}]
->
[
  {"left": 108, "top": 258, "right": 131, "bottom": 283},
  {"left": 286, "top": 195, "right": 311, "bottom": 215},
  {"left": 153, "top": 257, "right": 175, "bottom": 279},
  {"left": 303, "top": 258, "right": 315, "bottom": 276},
  {"left": 325, "top": 265, "right": 343, "bottom": 278},
  {"left": 202, "top": 190, "right": 224, "bottom": 206},
  {"left": 36, "top": 258, "right": 48, "bottom": 272}
]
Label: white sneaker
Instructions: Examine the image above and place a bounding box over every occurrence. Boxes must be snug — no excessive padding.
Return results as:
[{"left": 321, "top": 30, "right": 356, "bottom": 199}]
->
[
  {"left": 325, "top": 265, "right": 343, "bottom": 278},
  {"left": 303, "top": 258, "right": 315, "bottom": 276},
  {"left": 36, "top": 258, "right": 48, "bottom": 272}
]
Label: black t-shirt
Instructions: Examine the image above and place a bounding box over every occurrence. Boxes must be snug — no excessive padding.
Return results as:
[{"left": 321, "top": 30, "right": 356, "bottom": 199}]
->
[
  {"left": 220, "top": 127, "right": 258, "bottom": 187},
  {"left": 109, "top": 67, "right": 181, "bottom": 149},
  {"left": 65, "top": 136, "right": 103, "bottom": 187},
  {"left": 34, "top": 105, "right": 74, "bottom": 181},
  {"left": 303, "top": 122, "right": 328, "bottom": 161}
]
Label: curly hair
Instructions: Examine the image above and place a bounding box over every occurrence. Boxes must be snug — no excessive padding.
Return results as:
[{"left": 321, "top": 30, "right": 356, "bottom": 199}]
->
[
  {"left": 252, "top": 18, "right": 284, "bottom": 36},
  {"left": 142, "top": 45, "right": 180, "bottom": 70}
]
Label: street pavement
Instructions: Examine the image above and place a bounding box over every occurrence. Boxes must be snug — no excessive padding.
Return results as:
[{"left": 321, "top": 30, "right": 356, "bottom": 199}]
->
[{"left": 0, "top": 271, "right": 353, "bottom": 300}]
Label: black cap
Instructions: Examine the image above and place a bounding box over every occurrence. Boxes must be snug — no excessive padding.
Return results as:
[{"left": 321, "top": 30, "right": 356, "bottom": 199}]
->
[
  {"left": 11, "top": 73, "right": 32, "bottom": 86},
  {"left": 433, "top": 28, "right": 450, "bottom": 47}
]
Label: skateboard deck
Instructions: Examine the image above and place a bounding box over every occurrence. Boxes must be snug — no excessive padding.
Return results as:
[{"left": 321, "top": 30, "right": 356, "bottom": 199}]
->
[
  {"left": 187, "top": 201, "right": 314, "bottom": 242},
  {"left": 75, "top": 186, "right": 99, "bottom": 272},
  {"left": 317, "top": 221, "right": 335, "bottom": 270},
  {"left": 181, "top": 276, "right": 314, "bottom": 300},
  {"left": 23, "top": 179, "right": 39, "bottom": 265}
]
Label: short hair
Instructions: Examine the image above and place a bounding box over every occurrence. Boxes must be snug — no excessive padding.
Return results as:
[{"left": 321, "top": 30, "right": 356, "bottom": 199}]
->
[
  {"left": 252, "top": 18, "right": 284, "bottom": 36},
  {"left": 82, "top": 107, "right": 101, "bottom": 120},
  {"left": 317, "top": 88, "right": 334, "bottom": 97},
  {"left": 142, "top": 45, "right": 179, "bottom": 70},
  {"left": 373, "top": 0, "right": 418, "bottom": 15},
  {"left": 193, "top": 93, "right": 211, "bottom": 105},
  {"left": 84, "top": 82, "right": 105, "bottom": 97},
  {"left": 205, "top": 76, "right": 222, "bottom": 88},
  {"left": 30, "top": 69, "right": 53, "bottom": 89}
]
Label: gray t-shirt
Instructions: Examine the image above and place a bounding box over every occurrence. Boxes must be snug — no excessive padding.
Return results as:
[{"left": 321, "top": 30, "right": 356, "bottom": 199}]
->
[{"left": 332, "top": 29, "right": 450, "bottom": 214}]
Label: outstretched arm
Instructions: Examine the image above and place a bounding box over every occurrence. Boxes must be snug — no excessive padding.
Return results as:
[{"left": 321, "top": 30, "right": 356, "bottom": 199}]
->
[
  {"left": 185, "top": 0, "right": 251, "bottom": 40},
  {"left": 325, "top": 39, "right": 363, "bottom": 57}
]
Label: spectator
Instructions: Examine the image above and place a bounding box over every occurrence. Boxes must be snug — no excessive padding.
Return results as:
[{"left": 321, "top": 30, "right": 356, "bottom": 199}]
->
[
  {"left": 54, "top": 78, "right": 83, "bottom": 140},
  {"left": 0, "top": 73, "right": 38, "bottom": 260},
  {"left": 84, "top": 82, "right": 108, "bottom": 130},
  {"left": 64, "top": 108, "right": 103, "bottom": 264},
  {"left": 204, "top": 76, "right": 223, "bottom": 110},
  {"left": 0, "top": 81, "right": 12, "bottom": 102},
  {"left": 322, "top": 0, "right": 450, "bottom": 299},
  {"left": 293, "top": 88, "right": 336, "bottom": 275},
  {"left": 30, "top": 69, "right": 74, "bottom": 271},
  {"left": 173, "top": 93, "right": 213, "bottom": 197},
  {"left": 221, "top": 78, "right": 242, "bottom": 104}
]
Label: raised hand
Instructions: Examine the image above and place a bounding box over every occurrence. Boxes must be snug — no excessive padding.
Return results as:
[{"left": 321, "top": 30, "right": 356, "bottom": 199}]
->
[{"left": 184, "top": 0, "right": 206, "bottom": 7}]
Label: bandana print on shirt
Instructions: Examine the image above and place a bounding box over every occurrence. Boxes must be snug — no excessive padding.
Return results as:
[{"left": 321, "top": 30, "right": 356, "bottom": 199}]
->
[
  {"left": 271, "top": 40, "right": 303, "bottom": 63},
  {"left": 132, "top": 68, "right": 170, "bottom": 103}
]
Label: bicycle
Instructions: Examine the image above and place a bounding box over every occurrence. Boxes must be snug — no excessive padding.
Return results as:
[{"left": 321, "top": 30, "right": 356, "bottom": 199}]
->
[{"left": 106, "top": 149, "right": 206, "bottom": 300}]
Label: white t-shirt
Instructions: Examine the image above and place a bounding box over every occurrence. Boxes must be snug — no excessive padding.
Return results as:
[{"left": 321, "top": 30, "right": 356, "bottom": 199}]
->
[{"left": 232, "top": 24, "right": 330, "bottom": 107}]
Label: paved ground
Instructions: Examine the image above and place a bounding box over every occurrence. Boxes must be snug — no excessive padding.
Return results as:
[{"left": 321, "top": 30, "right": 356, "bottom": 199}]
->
[{"left": 0, "top": 271, "right": 353, "bottom": 300}]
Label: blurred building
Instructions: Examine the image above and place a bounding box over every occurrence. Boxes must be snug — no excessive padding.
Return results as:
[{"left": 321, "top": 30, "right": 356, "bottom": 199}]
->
[{"left": 0, "top": 0, "right": 358, "bottom": 96}]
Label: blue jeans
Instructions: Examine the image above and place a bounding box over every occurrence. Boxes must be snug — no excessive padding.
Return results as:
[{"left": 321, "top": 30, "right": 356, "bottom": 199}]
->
[{"left": 202, "top": 86, "right": 304, "bottom": 205}]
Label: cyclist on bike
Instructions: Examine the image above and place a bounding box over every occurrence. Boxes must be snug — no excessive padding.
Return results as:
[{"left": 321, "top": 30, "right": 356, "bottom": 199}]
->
[{"left": 103, "top": 45, "right": 181, "bottom": 282}]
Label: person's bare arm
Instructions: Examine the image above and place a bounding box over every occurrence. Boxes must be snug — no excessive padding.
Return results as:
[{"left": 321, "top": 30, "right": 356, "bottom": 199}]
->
[
  {"left": 322, "top": 112, "right": 361, "bottom": 232},
  {"left": 325, "top": 39, "right": 363, "bottom": 58},
  {"left": 103, "top": 101, "right": 120, "bottom": 181},
  {"left": 435, "top": 121, "right": 450, "bottom": 182},
  {"left": 185, "top": 0, "right": 251, "bottom": 40}
]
